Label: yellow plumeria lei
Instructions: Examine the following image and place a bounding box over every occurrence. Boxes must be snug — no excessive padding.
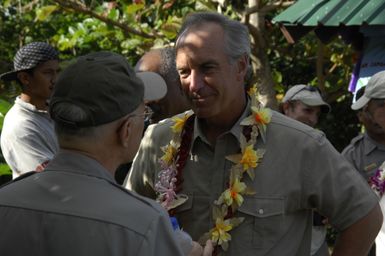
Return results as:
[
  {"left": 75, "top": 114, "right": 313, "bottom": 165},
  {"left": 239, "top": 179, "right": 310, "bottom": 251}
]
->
[{"left": 155, "top": 86, "right": 272, "bottom": 252}]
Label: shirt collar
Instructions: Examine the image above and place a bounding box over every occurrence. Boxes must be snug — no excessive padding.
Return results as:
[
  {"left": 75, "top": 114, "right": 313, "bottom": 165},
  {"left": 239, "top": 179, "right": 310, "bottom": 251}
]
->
[
  {"left": 46, "top": 150, "right": 116, "bottom": 183},
  {"left": 15, "top": 96, "right": 49, "bottom": 114},
  {"left": 364, "top": 132, "right": 385, "bottom": 155},
  {"left": 192, "top": 98, "right": 251, "bottom": 146}
]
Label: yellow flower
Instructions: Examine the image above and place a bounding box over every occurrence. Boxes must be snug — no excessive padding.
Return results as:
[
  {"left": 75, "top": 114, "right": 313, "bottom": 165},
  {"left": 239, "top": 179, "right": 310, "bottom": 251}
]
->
[
  {"left": 171, "top": 114, "right": 190, "bottom": 133},
  {"left": 161, "top": 144, "right": 176, "bottom": 164},
  {"left": 223, "top": 178, "right": 246, "bottom": 207},
  {"left": 247, "top": 85, "right": 258, "bottom": 97},
  {"left": 210, "top": 218, "right": 232, "bottom": 245},
  {"left": 240, "top": 145, "right": 258, "bottom": 170}
]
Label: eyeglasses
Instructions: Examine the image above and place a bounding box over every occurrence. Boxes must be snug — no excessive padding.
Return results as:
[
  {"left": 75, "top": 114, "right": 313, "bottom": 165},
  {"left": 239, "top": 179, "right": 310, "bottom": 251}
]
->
[
  {"left": 287, "top": 86, "right": 321, "bottom": 101},
  {"left": 129, "top": 107, "right": 154, "bottom": 119}
]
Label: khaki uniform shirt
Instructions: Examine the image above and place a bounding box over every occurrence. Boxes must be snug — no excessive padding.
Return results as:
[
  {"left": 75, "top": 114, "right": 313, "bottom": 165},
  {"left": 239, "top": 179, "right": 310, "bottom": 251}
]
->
[
  {"left": 0, "top": 151, "right": 183, "bottom": 256},
  {"left": 342, "top": 132, "right": 385, "bottom": 180},
  {"left": 126, "top": 107, "right": 378, "bottom": 256}
]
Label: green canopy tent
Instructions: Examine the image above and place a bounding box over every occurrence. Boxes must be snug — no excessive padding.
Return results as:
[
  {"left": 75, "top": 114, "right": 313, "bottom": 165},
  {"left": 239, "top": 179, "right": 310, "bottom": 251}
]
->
[
  {"left": 272, "top": 0, "right": 385, "bottom": 49},
  {"left": 272, "top": 0, "right": 385, "bottom": 95}
]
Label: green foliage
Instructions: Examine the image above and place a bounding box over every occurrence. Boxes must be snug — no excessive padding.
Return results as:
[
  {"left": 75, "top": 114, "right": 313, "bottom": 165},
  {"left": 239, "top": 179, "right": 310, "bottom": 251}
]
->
[
  {"left": 0, "top": 99, "right": 12, "bottom": 130},
  {"left": 0, "top": 0, "right": 364, "bottom": 157},
  {"left": 0, "top": 163, "right": 11, "bottom": 176}
]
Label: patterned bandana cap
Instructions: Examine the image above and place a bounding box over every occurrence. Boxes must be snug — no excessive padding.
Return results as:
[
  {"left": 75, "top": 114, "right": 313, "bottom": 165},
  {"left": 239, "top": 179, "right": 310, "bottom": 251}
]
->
[{"left": 0, "top": 42, "right": 59, "bottom": 81}]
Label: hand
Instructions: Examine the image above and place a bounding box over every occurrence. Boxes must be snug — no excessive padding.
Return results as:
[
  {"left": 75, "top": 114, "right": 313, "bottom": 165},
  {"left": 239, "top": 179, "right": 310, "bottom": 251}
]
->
[
  {"left": 202, "top": 240, "right": 214, "bottom": 256},
  {"left": 188, "top": 240, "right": 213, "bottom": 256}
]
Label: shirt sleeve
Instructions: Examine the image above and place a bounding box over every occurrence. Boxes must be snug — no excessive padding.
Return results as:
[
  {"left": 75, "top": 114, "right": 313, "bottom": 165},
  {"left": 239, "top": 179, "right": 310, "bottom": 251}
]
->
[
  {"left": 124, "top": 122, "right": 170, "bottom": 199},
  {"left": 136, "top": 206, "right": 184, "bottom": 256},
  {"left": 302, "top": 134, "right": 378, "bottom": 231},
  {"left": 2, "top": 128, "right": 56, "bottom": 176}
]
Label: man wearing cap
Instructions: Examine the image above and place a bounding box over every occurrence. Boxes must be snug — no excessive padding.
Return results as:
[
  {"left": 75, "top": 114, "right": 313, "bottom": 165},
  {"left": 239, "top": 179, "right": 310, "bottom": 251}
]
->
[
  {"left": 281, "top": 84, "right": 331, "bottom": 256},
  {"left": 135, "top": 47, "right": 191, "bottom": 125},
  {"left": 343, "top": 70, "right": 385, "bottom": 256},
  {"left": 0, "top": 51, "right": 212, "bottom": 255},
  {"left": 115, "top": 47, "right": 191, "bottom": 185},
  {"left": 342, "top": 85, "right": 385, "bottom": 181},
  {"left": 0, "top": 42, "right": 60, "bottom": 178},
  {"left": 281, "top": 84, "right": 331, "bottom": 128}
]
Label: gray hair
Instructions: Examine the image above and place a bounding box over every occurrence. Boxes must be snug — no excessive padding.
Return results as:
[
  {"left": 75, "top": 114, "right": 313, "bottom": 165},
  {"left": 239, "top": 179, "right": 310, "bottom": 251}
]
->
[
  {"left": 176, "top": 12, "right": 251, "bottom": 63},
  {"left": 51, "top": 102, "right": 98, "bottom": 139}
]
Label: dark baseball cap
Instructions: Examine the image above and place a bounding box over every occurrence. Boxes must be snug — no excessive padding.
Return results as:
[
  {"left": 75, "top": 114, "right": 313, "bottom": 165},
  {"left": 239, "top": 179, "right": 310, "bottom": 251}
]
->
[
  {"left": 50, "top": 51, "right": 166, "bottom": 127},
  {"left": 0, "top": 42, "right": 59, "bottom": 81}
]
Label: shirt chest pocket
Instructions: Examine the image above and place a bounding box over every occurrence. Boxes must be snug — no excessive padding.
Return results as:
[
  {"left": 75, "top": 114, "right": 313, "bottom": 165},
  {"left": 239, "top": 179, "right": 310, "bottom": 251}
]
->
[{"left": 238, "top": 196, "right": 285, "bottom": 249}]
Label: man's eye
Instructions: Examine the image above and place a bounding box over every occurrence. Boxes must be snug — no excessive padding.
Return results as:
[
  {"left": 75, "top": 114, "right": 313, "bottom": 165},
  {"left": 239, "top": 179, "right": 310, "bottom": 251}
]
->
[
  {"left": 178, "top": 70, "right": 189, "bottom": 78},
  {"left": 202, "top": 66, "right": 214, "bottom": 72}
]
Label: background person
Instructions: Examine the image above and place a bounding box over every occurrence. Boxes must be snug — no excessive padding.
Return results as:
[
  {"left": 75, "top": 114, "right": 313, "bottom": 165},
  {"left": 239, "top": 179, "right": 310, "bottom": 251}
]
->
[
  {"left": 346, "top": 70, "right": 385, "bottom": 256},
  {"left": 342, "top": 86, "right": 385, "bottom": 181},
  {"left": 281, "top": 84, "right": 330, "bottom": 128},
  {"left": 135, "top": 46, "right": 191, "bottom": 124},
  {"left": 0, "top": 42, "right": 60, "bottom": 178},
  {"left": 126, "top": 12, "right": 382, "bottom": 255},
  {"left": 115, "top": 47, "right": 192, "bottom": 185},
  {"left": 281, "top": 84, "right": 331, "bottom": 256},
  {"left": 0, "top": 51, "right": 212, "bottom": 256}
]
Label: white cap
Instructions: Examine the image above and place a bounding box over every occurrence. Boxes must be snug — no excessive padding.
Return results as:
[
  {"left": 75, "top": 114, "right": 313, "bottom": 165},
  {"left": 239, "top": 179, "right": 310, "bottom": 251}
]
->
[
  {"left": 136, "top": 71, "right": 167, "bottom": 101},
  {"left": 282, "top": 84, "right": 331, "bottom": 113},
  {"left": 351, "top": 70, "right": 385, "bottom": 110}
]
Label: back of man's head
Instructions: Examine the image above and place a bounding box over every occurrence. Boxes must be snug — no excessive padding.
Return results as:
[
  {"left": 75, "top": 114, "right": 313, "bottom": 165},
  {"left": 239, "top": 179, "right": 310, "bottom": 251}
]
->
[{"left": 50, "top": 51, "right": 165, "bottom": 138}]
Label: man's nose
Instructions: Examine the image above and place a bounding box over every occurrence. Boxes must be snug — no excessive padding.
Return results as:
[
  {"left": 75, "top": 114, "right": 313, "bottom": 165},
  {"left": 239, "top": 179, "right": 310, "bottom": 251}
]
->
[{"left": 189, "top": 70, "right": 204, "bottom": 93}]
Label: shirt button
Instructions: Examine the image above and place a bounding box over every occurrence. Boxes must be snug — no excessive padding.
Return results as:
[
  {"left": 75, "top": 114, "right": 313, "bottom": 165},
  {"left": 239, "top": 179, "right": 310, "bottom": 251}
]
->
[{"left": 258, "top": 208, "right": 264, "bottom": 214}]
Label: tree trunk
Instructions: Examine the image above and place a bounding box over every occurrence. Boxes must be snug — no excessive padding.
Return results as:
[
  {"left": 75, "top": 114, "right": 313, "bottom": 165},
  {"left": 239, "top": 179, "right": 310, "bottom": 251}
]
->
[{"left": 248, "top": 0, "right": 278, "bottom": 110}]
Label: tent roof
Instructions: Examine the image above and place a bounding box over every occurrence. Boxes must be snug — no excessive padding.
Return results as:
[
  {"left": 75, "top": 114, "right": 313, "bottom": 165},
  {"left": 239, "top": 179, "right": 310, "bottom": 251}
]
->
[{"left": 272, "top": 0, "right": 385, "bottom": 46}]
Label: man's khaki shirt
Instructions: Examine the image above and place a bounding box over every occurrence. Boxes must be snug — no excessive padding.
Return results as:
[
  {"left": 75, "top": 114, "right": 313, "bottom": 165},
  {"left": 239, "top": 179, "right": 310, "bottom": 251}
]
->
[
  {"left": 126, "top": 107, "right": 378, "bottom": 256},
  {"left": 342, "top": 132, "right": 385, "bottom": 180},
  {"left": 0, "top": 151, "right": 183, "bottom": 256}
]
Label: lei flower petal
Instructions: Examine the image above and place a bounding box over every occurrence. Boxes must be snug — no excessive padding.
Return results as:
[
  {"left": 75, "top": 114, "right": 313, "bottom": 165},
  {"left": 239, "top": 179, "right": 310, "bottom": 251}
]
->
[
  {"left": 247, "top": 85, "right": 258, "bottom": 98},
  {"left": 369, "top": 162, "right": 385, "bottom": 197},
  {"left": 155, "top": 99, "right": 271, "bottom": 253},
  {"left": 240, "top": 145, "right": 258, "bottom": 170},
  {"left": 160, "top": 144, "right": 177, "bottom": 165},
  {"left": 210, "top": 218, "right": 232, "bottom": 245},
  {"left": 240, "top": 106, "right": 271, "bottom": 142},
  {"left": 171, "top": 113, "right": 191, "bottom": 133}
]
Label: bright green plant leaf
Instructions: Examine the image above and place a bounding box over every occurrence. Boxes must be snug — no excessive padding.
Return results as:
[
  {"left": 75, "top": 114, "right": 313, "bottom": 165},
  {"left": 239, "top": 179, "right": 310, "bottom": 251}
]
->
[
  {"left": 0, "top": 163, "right": 11, "bottom": 176},
  {"left": 35, "top": 5, "right": 58, "bottom": 22}
]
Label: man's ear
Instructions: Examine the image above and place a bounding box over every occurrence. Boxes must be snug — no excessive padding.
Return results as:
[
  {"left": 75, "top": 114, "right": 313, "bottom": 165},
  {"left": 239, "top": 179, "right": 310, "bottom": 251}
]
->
[
  {"left": 235, "top": 54, "right": 248, "bottom": 82},
  {"left": 282, "top": 102, "right": 291, "bottom": 115},
  {"left": 16, "top": 71, "right": 30, "bottom": 87},
  {"left": 117, "top": 117, "right": 132, "bottom": 148}
]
